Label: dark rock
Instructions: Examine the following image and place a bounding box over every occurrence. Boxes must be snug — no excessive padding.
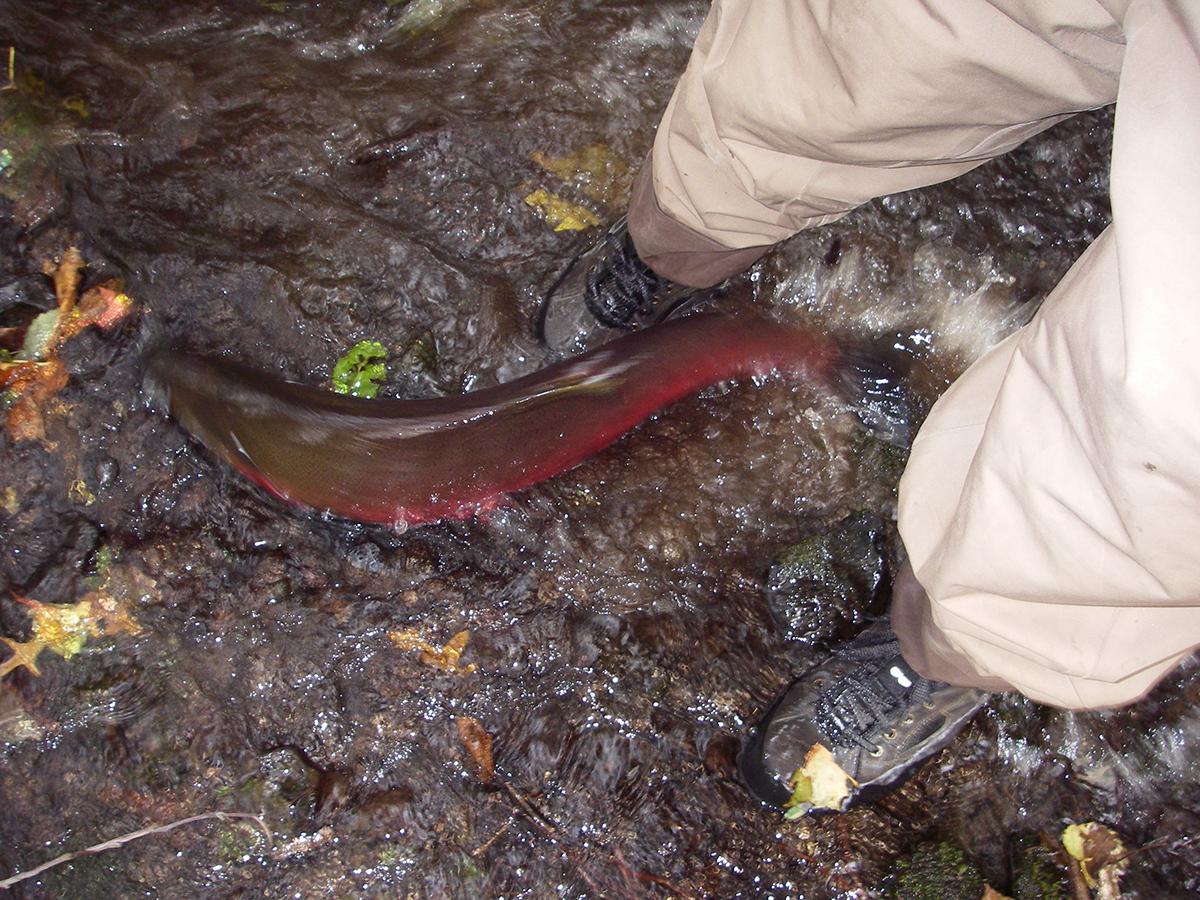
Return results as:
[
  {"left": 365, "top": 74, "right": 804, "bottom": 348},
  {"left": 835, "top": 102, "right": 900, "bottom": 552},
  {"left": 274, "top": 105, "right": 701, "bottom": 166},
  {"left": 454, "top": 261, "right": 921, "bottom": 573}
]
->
[
  {"left": 346, "top": 541, "right": 385, "bottom": 574},
  {"left": 765, "top": 512, "right": 888, "bottom": 645}
]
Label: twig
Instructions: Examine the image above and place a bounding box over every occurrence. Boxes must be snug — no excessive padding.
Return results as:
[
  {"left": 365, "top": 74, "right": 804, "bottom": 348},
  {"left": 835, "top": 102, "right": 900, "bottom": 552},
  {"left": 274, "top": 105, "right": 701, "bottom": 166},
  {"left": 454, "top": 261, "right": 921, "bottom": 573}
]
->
[
  {"left": 613, "top": 846, "right": 692, "bottom": 899},
  {"left": 470, "top": 821, "right": 512, "bottom": 858},
  {"left": 1112, "top": 830, "right": 1198, "bottom": 865},
  {"left": 500, "top": 782, "right": 562, "bottom": 838},
  {"left": 495, "top": 782, "right": 623, "bottom": 898},
  {"left": 0, "top": 811, "right": 273, "bottom": 890},
  {"left": 2, "top": 47, "right": 14, "bottom": 92}
]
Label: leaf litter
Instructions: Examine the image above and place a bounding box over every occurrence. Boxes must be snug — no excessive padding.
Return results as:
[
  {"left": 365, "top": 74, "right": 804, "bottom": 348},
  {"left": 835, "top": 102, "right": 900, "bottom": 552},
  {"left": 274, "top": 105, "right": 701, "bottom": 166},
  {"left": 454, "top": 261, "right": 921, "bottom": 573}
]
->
[
  {"left": 783, "top": 744, "right": 857, "bottom": 818},
  {"left": 0, "top": 564, "right": 153, "bottom": 680},
  {"left": 1061, "top": 821, "right": 1128, "bottom": 899},
  {"left": 388, "top": 627, "right": 478, "bottom": 674},
  {"left": 2, "top": 247, "right": 134, "bottom": 445}
]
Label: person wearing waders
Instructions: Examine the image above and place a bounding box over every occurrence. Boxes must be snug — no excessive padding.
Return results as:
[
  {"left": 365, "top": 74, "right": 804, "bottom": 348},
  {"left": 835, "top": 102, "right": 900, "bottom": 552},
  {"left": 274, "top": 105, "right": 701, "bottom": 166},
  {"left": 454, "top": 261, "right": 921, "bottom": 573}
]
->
[{"left": 536, "top": 0, "right": 1200, "bottom": 812}]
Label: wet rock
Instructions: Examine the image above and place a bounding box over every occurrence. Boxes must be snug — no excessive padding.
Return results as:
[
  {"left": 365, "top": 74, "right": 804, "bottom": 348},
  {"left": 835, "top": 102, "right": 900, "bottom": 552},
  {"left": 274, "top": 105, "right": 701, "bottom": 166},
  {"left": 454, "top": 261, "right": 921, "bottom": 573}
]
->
[
  {"left": 702, "top": 732, "right": 739, "bottom": 779},
  {"left": 0, "top": 273, "right": 55, "bottom": 312},
  {"left": 95, "top": 454, "right": 120, "bottom": 489},
  {"left": 314, "top": 767, "right": 355, "bottom": 824},
  {"left": 765, "top": 511, "right": 887, "bottom": 645},
  {"left": 344, "top": 786, "right": 417, "bottom": 836},
  {"left": 2, "top": 509, "right": 98, "bottom": 598},
  {"left": 346, "top": 540, "right": 384, "bottom": 574},
  {"left": 259, "top": 746, "right": 320, "bottom": 821}
]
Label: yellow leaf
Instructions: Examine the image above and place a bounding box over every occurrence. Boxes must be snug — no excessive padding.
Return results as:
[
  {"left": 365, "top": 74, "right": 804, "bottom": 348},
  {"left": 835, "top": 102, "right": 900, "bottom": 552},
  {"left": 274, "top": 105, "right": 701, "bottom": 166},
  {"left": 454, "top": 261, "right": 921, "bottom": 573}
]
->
[
  {"left": 388, "top": 627, "right": 477, "bottom": 674},
  {"left": 782, "top": 744, "right": 857, "bottom": 817},
  {"left": 27, "top": 598, "right": 100, "bottom": 659},
  {"left": 522, "top": 188, "right": 600, "bottom": 232},
  {"left": 1061, "top": 821, "right": 1127, "bottom": 890},
  {"left": 531, "top": 144, "right": 629, "bottom": 206},
  {"left": 1061, "top": 823, "right": 1086, "bottom": 862},
  {"left": 69, "top": 478, "right": 95, "bottom": 506},
  {"left": 2, "top": 579, "right": 144, "bottom": 679}
]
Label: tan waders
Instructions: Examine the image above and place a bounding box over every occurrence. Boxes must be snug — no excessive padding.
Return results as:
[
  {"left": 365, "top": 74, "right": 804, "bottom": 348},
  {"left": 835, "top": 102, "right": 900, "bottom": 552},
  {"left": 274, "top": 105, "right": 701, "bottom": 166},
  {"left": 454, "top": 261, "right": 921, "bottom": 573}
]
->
[{"left": 630, "top": 0, "right": 1200, "bottom": 709}]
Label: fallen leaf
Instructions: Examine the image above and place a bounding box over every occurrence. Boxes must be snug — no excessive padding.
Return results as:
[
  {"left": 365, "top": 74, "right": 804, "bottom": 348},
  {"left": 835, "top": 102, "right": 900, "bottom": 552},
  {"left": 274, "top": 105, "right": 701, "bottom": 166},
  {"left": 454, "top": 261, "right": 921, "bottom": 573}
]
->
[
  {"left": 5, "top": 358, "right": 68, "bottom": 444},
  {"left": 783, "top": 744, "right": 857, "bottom": 817},
  {"left": 456, "top": 715, "right": 495, "bottom": 783},
  {"left": 0, "top": 637, "right": 45, "bottom": 678},
  {"left": 981, "top": 886, "right": 1013, "bottom": 900},
  {"left": 1062, "top": 821, "right": 1127, "bottom": 894},
  {"left": 42, "top": 246, "right": 84, "bottom": 342},
  {"left": 388, "top": 0, "right": 475, "bottom": 35},
  {"left": 89, "top": 589, "right": 144, "bottom": 638},
  {"left": 58, "top": 281, "right": 133, "bottom": 342},
  {"left": 3, "top": 252, "right": 138, "bottom": 446},
  {"left": 23, "top": 597, "right": 101, "bottom": 659},
  {"left": 522, "top": 188, "right": 601, "bottom": 232},
  {"left": 69, "top": 478, "right": 95, "bottom": 506},
  {"left": 1, "top": 584, "right": 143, "bottom": 680},
  {"left": 531, "top": 144, "right": 629, "bottom": 206},
  {"left": 19, "top": 308, "right": 58, "bottom": 359},
  {"left": 0, "top": 692, "right": 45, "bottom": 742},
  {"left": 388, "top": 627, "right": 477, "bottom": 674}
]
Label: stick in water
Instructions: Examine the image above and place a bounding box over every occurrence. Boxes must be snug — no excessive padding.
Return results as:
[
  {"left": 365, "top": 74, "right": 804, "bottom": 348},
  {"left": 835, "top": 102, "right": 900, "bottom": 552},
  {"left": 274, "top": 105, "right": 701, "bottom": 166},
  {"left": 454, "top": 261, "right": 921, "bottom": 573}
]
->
[{"left": 0, "top": 811, "right": 273, "bottom": 890}]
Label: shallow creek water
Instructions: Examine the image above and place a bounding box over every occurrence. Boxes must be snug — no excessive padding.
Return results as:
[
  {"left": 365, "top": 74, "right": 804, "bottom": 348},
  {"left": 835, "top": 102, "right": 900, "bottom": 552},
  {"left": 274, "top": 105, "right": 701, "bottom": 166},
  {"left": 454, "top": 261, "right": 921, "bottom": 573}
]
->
[{"left": 1, "top": 1, "right": 1197, "bottom": 897}]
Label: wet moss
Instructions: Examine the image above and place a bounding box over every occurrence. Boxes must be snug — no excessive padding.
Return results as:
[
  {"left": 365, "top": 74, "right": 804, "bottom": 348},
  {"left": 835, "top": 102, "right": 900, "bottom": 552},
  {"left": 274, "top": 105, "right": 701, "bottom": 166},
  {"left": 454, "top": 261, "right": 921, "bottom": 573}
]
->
[
  {"left": 890, "top": 840, "right": 986, "bottom": 900},
  {"left": 765, "top": 511, "right": 888, "bottom": 644},
  {"left": 1011, "top": 843, "right": 1068, "bottom": 900}
]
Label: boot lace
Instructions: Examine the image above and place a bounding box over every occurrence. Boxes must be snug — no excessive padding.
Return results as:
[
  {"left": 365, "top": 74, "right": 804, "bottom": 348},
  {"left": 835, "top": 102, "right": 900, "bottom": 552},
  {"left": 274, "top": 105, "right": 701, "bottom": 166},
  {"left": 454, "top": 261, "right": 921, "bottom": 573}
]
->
[
  {"left": 583, "top": 228, "right": 662, "bottom": 328},
  {"left": 811, "top": 638, "right": 933, "bottom": 753}
]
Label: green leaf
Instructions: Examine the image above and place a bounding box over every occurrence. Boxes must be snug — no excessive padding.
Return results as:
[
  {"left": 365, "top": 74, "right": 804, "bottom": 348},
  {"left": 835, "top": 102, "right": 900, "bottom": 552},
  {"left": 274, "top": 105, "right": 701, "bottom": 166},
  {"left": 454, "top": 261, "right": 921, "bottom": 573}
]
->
[
  {"left": 20, "top": 308, "right": 59, "bottom": 360},
  {"left": 784, "top": 771, "right": 813, "bottom": 809},
  {"left": 331, "top": 340, "right": 389, "bottom": 399}
]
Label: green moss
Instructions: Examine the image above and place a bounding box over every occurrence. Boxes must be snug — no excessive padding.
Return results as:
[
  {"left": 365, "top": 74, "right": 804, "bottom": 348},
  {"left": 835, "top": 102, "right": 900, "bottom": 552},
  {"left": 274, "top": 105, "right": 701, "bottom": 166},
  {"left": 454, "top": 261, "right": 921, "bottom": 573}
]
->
[
  {"left": 1011, "top": 839, "right": 1068, "bottom": 900},
  {"left": 331, "top": 340, "right": 388, "bottom": 398},
  {"left": 891, "top": 841, "right": 985, "bottom": 900},
  {"left": 215, "top": 824, "right": 263, "bottom": 863}
]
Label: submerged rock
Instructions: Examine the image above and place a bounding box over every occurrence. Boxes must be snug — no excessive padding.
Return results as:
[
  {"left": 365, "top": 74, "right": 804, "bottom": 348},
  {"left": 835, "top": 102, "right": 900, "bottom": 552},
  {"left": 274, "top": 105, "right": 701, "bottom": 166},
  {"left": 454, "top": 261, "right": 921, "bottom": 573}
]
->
[{"left": 765, "top": 511, "right": 888, "bottom": 645}]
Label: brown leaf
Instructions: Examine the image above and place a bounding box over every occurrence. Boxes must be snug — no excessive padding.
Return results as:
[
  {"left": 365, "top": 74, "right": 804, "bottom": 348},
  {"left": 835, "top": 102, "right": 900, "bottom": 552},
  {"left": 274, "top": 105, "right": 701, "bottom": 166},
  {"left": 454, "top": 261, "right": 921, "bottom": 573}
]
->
[
  {"left": 43, "top": 246, "right": 84, "bottom": 316},
  {"left": 5, "top": 358, "right": 68, "bottom": 444},
  {"left": 59, "top": 280, "right": 132, "bottom": 342},
  {"left": 455, "top": 716, "right": 494, "bottom": 784},
  {"left": 1062, "top": 821, "right": 1128, "bottom": 894},
  {"left": 0, "top": 637, "right": 46, "bottom": 678}
]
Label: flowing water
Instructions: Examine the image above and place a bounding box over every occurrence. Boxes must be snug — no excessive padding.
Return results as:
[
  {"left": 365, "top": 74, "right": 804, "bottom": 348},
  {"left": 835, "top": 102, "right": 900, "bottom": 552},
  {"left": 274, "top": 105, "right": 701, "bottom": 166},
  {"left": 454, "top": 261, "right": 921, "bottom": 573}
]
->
[{"left": 1, "top": 1, "right": 1197, "bottom": 896}]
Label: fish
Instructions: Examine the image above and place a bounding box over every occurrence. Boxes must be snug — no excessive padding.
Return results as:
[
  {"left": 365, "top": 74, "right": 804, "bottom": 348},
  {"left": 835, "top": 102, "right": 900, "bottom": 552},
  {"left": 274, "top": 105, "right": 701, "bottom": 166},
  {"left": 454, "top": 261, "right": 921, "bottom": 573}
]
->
[{"left": 143, "top": 314, "right": 874, "bottom": 529}]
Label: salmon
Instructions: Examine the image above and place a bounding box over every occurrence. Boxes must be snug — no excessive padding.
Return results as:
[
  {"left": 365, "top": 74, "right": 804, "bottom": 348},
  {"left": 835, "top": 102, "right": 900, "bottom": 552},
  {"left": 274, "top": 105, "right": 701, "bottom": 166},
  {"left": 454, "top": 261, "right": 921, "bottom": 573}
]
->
[{"left": 143, "top": 314, "right": 848, "bottom": 528}]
